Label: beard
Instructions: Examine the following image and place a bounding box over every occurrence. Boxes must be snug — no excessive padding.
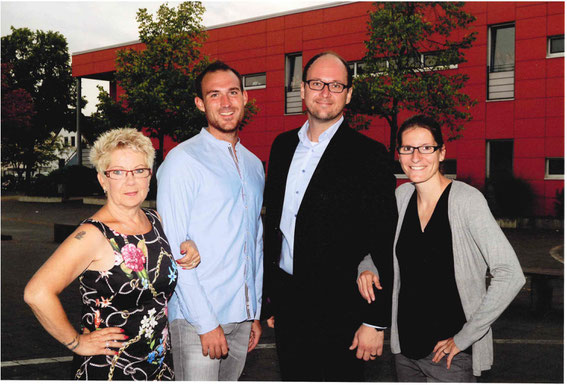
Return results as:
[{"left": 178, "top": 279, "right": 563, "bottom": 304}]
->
[
  {"left": 210, "top": 123, "right": 239, "bottom": 133},
  {"left": 307, "top": 107, "right": 343, "bottom": 123},
  {"left": 206, "top": 109, "right": 244, "bottom": 134},
  {"left": 305, "top": 97, "right": 346, "bottom": 123}
]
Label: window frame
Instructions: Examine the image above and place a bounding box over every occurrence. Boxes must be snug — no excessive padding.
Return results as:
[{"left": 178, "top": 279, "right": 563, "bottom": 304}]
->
[
  {"left": 285, "top": 52, "right": 303, "bottom": 115},
  {"left": 547, "top": 35, "right": 565, "bottom": 59},
  {"left": 242, "top": 72, "right": 266, "bottom": 90},
  {"left": 488, "top": 23, "right": 516, "bottom": 73},
  {"left": 349, "top": 51, "right": 457, "bottom": 78},
  {"left": 486, "top": 139, "right": 514, "bottom": 179},
  {"left": 487, "top": 23, "right": 516, "bottom": 101},
  {"left": 545, "top": 157, "right": 564, "bottom": 180}
]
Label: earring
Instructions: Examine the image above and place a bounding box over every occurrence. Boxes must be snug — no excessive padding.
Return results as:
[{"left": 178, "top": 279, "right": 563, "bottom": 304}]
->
[{"left": 103, "top": 189, "right": 107, "bottom": 194}]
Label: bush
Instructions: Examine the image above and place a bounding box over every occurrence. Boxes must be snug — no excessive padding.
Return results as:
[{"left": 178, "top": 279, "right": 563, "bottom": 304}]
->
[
  {"left": 486, "top": 175, "right": 535, "bottom": 219},
  {"left": 28, "top": 165, "right": 101, "bottom": 197},
  {"left": 28, "top": 173, "right": 58, "bottom": 196}
]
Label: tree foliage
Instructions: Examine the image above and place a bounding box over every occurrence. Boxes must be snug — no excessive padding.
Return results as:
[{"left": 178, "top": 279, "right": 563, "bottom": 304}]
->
[
  {"left": 93, "top": 2, "right": 259, "bottom": 164},
  {"left": 1, "top": 27, "right": 77, "bottom": 182},
  {"left": 348, "top": 2, "right": 477, "bottom": 157}
]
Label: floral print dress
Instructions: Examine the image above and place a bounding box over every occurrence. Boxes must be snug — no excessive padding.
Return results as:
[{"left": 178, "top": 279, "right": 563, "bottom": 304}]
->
[{"left": 73, "top": 209, "right": 177, "bottom": 380}]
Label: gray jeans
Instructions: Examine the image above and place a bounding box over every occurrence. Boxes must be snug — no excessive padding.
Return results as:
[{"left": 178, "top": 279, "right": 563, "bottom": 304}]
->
[
  {"left": 170, "top": 319, "right": 252, "bottom": 381},
  {"left": 395, "top": 351, "right": 476, "bottom": 382}
]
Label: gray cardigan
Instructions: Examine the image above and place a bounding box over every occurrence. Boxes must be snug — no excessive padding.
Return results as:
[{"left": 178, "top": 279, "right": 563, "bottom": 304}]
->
[{"left": 359, "top": 180, "right": 525, "bottom": 376}]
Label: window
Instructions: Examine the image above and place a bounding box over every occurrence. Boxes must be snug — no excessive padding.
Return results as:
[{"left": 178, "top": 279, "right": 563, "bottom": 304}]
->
[
  {"left": 487, "top": 24, "right": 515, "bottom": 100},
  {"left": 422, "top": 51, "right": 459, "bottom": 71},
  {"left": 71, "top": 136, "right": 76, "bottom": 147},
  {"left": 486, "top": 140, "right": 514, "bottom": 179},
  {"left": 392, "top": 161, "right": 406, "bottom": 179},
  {"left": 545, "top": 158, "right": 564, "bottom": 179},
  {"left": 547, "top": 35, "right": 564, "bottom": 58},
  {"left": 349, "top": 52, "right": 457, "bottom": 77},
  {"left": 285, "top": 53, "right": 303, "bottom": 114},
  {"left": 243, "top": 73, "right": 266, "bottom": 90},
  {"left": 348, "top": 61, "right": 367, "bottom": 77},
  {"left": 442, "top": 159, "right": 457, "bottom": 178},
  {"left": 64, "top": 137, "right": 69, "bottom": 146}
]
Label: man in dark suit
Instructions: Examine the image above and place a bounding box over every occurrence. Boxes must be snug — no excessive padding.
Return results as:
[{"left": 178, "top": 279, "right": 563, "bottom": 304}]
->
[{"left": 263, "top": 51, "right": 397, "bottom": 381}]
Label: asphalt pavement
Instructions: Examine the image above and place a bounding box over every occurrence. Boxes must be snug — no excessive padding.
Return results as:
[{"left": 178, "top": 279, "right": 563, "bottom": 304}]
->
[{"left": 1, "top": 196, "right": 563, "bottom": 382}]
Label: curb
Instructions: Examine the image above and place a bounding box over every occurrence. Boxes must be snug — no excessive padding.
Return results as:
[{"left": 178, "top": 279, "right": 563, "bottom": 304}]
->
[
  {"left": 11, "top": 196, "right": 156, "bottom": 208},
  {"left": 83, "top": 198, "right": 156, "bottom": 208},
  {"left": 17, "top": 196, "right": 83, "bottom": 203},
  {"left": 19, "top": 196, "right": 64, "bottom": 203}
]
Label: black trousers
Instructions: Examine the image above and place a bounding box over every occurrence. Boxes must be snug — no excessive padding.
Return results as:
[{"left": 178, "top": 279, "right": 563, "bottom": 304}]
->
[{"left": 273, "top": 268, "right": 363, "bottom": 381}]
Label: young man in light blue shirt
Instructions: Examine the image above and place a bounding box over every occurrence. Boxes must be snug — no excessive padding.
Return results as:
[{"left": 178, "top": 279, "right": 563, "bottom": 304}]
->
[{"left": 157, "top": 61, "right": 264, "bottom": 381}]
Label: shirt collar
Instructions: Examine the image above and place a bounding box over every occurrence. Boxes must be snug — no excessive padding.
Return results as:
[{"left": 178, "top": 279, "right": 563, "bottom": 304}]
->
[
  {"left": 200, "top": 127, "right": 241, "bottom": 149},
  {"left": 298, "top": 116, "right": 344, "bottom": 147}
]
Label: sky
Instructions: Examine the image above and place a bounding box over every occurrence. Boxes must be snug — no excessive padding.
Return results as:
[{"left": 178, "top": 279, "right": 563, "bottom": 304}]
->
[{"left": 1, "top": 0, "right": 338, "bottom": 113}]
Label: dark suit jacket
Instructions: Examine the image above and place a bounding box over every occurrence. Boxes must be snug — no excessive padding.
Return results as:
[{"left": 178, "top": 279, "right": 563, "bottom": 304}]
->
[{"left": 263, "top": 120, "right": 397, "bottom": 331}]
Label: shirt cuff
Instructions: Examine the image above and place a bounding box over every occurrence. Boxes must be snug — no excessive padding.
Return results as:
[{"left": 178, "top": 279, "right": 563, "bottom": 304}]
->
[{"left": 363, "top": 322, "right": 387, "bottom": 330}]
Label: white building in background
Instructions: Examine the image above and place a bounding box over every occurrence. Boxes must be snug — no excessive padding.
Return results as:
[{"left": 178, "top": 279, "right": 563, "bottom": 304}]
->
[{"left": 39, "top": 128, "right": 92, "bottom": 175}]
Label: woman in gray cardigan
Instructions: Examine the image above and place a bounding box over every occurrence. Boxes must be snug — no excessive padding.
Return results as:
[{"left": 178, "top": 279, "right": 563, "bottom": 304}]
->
[{"left": 358, "top": 115, "right": 525, "bottom": 381}]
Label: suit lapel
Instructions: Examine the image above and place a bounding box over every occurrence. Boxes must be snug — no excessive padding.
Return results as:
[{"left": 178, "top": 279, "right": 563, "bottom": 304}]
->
[
  {"left": 272, "top": 131, "right": 300, "bottom": 220},
  {"left": 297, "top": 121, "right": 350, "bottom": 217}
]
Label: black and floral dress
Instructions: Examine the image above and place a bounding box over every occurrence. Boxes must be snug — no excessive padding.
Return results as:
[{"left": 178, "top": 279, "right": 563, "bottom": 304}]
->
[{"left": 73, "top": 208, "right": 177, "bottom": 380}]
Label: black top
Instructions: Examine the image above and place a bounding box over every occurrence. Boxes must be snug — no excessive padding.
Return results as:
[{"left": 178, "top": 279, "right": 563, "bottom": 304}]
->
[
  {"left": 73, "top": 209, "right": 177, "bottom": 380},
  {"left": 396, "top": 182, "right": 468, "bottom": 359}
]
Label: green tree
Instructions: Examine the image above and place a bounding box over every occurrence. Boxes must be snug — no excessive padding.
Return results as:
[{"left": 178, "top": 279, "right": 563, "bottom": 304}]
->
[
  {"left": 93, "top": 2, "right": 259, "bottom": 164},
  {"left": 1, "top": 27, "right": 77, "bottom": 183},
  {"left": 348, "top": 2, "right": 477, "bottom": 158}
]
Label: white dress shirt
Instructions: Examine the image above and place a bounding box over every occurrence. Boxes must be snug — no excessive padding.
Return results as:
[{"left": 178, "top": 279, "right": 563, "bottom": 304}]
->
[{"left": 279, "top": 117, "right": 343, "bottom": 274}]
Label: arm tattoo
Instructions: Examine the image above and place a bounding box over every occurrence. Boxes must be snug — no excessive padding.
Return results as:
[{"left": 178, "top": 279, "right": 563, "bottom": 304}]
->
[
  {"left": 65, "top": 333, "right": 80, "bottom": 351},
  {"left": 74, "top": 231, "right": 86, "bottom": 240},
  {"left": 69, "top": 339, "right": 80, "bottom": 351}
]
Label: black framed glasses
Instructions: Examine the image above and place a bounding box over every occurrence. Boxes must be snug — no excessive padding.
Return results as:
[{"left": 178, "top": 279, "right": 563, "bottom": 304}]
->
[
  {"left": 104, "top": 168, "right": 152, "bottom": 180},
  {"left": 304, "top": 79, "right": 349, "bottom": 93},
  {"left": 397, "top": 145, "right": 442, "bottom": 155}
]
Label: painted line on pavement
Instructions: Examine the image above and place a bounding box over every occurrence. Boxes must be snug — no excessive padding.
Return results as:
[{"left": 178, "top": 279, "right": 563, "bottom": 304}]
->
[
  {"left": 2, "top": 217, "right": 53, "bottom": 226},
  {"left": 493, "top": 338, "right": 563, "bottom": 345},
  {"left": 1, "top": 356, "right": 73, "bottom": 367},
  {"left": 1, "top": 339, "right": 561, "bottom": 368},
  {"left": 550, "top": 244, "right": 564, "bottom": 264}
]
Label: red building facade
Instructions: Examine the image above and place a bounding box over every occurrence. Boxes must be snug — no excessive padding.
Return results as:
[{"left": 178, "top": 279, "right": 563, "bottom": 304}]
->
[{"left": 72, "top": 2, "right": 564, "bottom": 216}]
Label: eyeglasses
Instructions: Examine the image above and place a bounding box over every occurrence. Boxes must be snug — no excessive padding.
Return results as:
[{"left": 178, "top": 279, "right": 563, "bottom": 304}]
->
[
  {"left": 304, "top": 80, "right": 349, "bottom": 93},
  {"left": 397, "top": 145, "right": 442, "bottom": 155},
  {"left": 104, "top": 168, "right": 152, "bottom": 180}
]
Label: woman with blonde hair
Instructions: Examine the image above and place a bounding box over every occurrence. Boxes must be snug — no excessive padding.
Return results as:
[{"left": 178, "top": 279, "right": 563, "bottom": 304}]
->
[{"left": 25, "top": 128, "right": 198, "bottom": 380}]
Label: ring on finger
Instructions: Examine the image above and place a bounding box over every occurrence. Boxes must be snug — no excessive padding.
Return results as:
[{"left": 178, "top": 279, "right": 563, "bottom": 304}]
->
[
  {"left": 443, "top": 350, "right": 450, "bottom": 354},
  {"left": 106, "top": 341, "right": 109, "bottom": 348}
]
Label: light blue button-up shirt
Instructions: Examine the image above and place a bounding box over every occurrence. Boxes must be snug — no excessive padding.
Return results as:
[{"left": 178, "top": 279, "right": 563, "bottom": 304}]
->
[
  {"left": 279, "top": 117, "right": 343, "bottom": 275},
  {"left": 157, "top": 128, "right": 264, "bottom": 334}
]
